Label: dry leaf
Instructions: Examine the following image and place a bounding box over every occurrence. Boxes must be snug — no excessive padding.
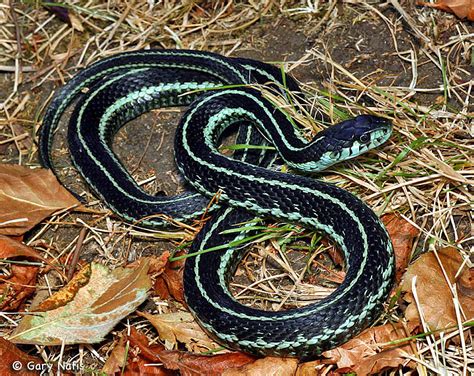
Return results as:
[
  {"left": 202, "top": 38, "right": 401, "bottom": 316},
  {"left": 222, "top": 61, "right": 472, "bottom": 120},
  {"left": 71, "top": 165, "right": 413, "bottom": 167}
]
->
[
  {"left": 123, "top": 357, "right": 174, "bottom": 376},
  {"left": 127, "top": 326, "right": 167, "bottom": 361},
  {"left": 0, "top": 165, "right": 79, "bottom": 236},
  {"left": 0, "top": 235, "right": 45, "bottom": 260},
  {"left": 10, "top": 260, "right": 151, "bottom": 345},
  {"left": 222, "top": 356, "right": 299, "bottom": 376},
  {"left": 102, "top": 334, "right": 129, "bottom": 375},
  {"left": 158, "top": 350, "right": 255, "bottom": 376},
  {"left": 102, "top": 328, "right": 174, "bottom": 376},
  {"left": 128, "top": 253, "right": 169, "bottom": 276},
  {"left": 148, "top": 252, "right": 172, "bottom": 275},
  {"left": 34, "top": 263, "right": 91, "bottom": 312},
  {"left": 382, "top": 214, "right": 419, "bottom": 283},
  {"left": 125, "top": 327, "right": 255, "bottom": 376},
  {"left": 418, "top": 0, "right": 474, "bottom": 21},
  {"left": 295, "top": 360, "right": 324, "bottom": 376},
  {"left": 0, "top": 337, "right": 46, "bottom": 375},
  {"left": 0, "top": 235, "right": 43, "bottom": 311},
  {"left": 139, "top": 311, "right": 219, "bottom": 352},
  {"left": 153, "top": 251, "right": 185, "bottom": 304},
  {"left": 401, "top": 247, "right": 474, "bottom": 330},
  {"left": 322, "top": 321, "right": 419, "bottom": 375},
  {"left": 0, "top": 264, "right": 39, "bottom": 312}
]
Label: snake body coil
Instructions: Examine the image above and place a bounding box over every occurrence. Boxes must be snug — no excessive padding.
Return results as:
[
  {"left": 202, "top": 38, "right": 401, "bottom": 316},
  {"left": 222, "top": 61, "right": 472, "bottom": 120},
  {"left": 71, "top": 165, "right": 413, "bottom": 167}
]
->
[{"left": 39, "top": 49, "right": 395, "bottom": 359}]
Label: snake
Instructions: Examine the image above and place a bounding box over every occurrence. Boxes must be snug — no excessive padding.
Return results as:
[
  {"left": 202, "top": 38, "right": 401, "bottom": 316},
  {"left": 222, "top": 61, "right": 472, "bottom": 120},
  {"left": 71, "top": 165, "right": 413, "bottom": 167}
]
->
[{"left": 38, "top": 49, "right": 395, "bottom": 359}]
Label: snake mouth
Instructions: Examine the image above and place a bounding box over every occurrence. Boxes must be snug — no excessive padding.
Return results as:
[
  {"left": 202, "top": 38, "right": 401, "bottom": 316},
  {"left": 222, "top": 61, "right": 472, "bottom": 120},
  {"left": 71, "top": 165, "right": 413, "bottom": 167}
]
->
[{"left": 369, "top": 123, "right": 392, "bottom": 147}]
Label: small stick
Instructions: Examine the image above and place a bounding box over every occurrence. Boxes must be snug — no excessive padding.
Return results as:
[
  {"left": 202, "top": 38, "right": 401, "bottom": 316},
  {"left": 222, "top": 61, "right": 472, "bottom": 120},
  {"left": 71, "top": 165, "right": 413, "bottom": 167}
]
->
[{"left": 67, "top": 227, "right": 88, "bottom": 281}]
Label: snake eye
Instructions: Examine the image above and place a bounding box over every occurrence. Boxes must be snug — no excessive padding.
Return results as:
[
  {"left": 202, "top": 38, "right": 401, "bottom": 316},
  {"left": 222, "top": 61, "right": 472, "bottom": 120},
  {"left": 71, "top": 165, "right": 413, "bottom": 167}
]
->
[{"left": 359, "top": 133, "right": 370, "bottom": 143}]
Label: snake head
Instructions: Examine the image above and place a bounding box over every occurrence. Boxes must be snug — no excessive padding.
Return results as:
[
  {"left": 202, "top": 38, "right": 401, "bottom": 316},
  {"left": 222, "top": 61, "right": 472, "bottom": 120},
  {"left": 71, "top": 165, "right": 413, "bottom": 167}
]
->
[
  {"left": 302, "top": 115, "right": 392, "bottom": 171},
  {"left": 327, "top": 115, "right": 392, "bottom": 150}
]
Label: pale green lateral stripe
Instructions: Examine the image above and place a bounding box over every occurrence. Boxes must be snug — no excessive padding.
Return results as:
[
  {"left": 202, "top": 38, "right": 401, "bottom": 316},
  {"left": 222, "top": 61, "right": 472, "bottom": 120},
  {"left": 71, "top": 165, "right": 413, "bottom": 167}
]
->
[
  {"left": 41, "top": 50, "right": 395, "bottom": 357},
  {"left": 183, "top": 99, "right": 371, "bottom": 321},
  {"left": 44, "top": 49, "right": 251, "bottom": 155},
  {"left": 75, "top": 77, "right": 219, "bottom": 207}
]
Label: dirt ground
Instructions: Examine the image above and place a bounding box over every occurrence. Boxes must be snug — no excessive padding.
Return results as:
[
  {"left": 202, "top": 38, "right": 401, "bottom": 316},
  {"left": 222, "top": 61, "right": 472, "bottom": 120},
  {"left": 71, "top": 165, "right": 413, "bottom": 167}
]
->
[{"left": 0, "top": 1, "right": 472, "bottom": 374}]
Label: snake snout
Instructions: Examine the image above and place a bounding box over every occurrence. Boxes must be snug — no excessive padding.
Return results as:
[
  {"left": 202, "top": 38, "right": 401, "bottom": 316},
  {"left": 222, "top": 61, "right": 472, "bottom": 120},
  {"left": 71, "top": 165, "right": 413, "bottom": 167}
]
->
[{"left": 339, "top": 115, "right": 392, "bottom": 149}]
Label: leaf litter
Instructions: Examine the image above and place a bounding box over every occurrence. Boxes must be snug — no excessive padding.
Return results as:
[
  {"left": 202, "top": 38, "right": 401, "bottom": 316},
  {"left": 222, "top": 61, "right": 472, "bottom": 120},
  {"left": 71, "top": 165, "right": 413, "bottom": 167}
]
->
[
  {"left": 9, "top": 260, "right": 151, "bottom": 345},
  {"left": 401, "top": 247, "right": 474, "bottom": 331},
  {"left": 0, "top": 165, "right": 80, "bottom": 236},
  {"left": 0, "top": 0, "right": 472, "bottom": 374},
  {"left": 138, "top": 311, "right": 220, "bottom": 353},
  {"left": 0, "top": 235, "right": 44, "bottom": 311}
]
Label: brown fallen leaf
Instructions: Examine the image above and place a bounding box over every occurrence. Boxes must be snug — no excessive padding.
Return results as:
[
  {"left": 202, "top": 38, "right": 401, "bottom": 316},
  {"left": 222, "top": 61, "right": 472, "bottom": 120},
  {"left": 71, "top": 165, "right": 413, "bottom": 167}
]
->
[
  {"left": 322, "top": 321, "right": 420, "bottom": 375},
  {"left": 417, "top": 0, "right": 474, "bottom": 21},
  {"left": 127, "top": 326, "right": 167, "bottom": 361},
  {"left": 102, "top": 328, "right": 174, "bottom": 376},
  {"left": 102, "top": 334, "right": 129, "bottom": 375},
  {"left": 158, "top": 350, "right": 256, "bottom": 376},
  {"left": 382, "top": 214, "right": 419, "bottom": 283},
  {"left": 153, "top": 251, "right": 185, "bottom": 304},
  {"left": 123, "top": 357, "right": 175, "bottom": 376},
  {"left": 139, "top": 311, "right": 219, "bottom": 353},
  {"left": 0, "top": 235, "right": 45, "bottom": 260},
  {"left": 295, "top": 360, "right": 324, "bottom": 376},
  {"left": 401, "top": 247, "right": 474, "bottom": 331},
  {"left": 458, "top": 267, "right": 474, "bottom": 299},
  {"left": 0, "top": 235, "right": 44, "bottom": 311},
  {"left": 34, "top": 263, "right": 91, "bottom": 312},
  {"left": 126, "top": 327, "right": 255, "bottom": 376},
  {"left": 128, "top": 253, "right": 170, "bottom": 276},
  {"left": 149, "top": 252, "right": 172, "bottom": 275},
  {"left": 0, "top": 165, "right": 80, "bottom": 236},
  {"left": 0, "top": 337, "right": 45, "bottom": 375},
  {"left": 10, "top": 260, "right": 151, "bottom": 345},
  {"left": 222, "top": 356, "right": 299, "bottom": 376},
  {"left": 0, "top": 264, "right": 39, "bottom": 312}
]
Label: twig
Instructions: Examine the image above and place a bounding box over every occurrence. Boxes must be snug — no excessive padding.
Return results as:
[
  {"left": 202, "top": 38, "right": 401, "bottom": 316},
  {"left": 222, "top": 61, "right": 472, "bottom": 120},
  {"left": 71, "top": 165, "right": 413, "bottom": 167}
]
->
[{"left": 67, "top": 227, "right": 88, "bottom": 280}]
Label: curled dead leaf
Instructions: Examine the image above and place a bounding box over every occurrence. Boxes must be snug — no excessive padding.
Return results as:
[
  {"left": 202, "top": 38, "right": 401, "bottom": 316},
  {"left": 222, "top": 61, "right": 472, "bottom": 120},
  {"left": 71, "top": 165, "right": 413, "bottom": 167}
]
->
[
  {"left": 0, "top": 165, "right": 80, "bottom": 236},
  {"left": 102, "top": 331, "right": 174, "bottom": 376},
  {"left": 117, "top": 327, "right": 255, "bottom": 376},
  {"left": 148, "top": 252, "right": 172, "bottom": 275},
  {"left": 102, "top": 334, "right": 128, "bottom": 375},
  {"left": 10, "top": 260, "right": 151, "bottom": 345},
  {"left": 458, "top": 267, "right": 474, "bottom": 298},
  {"left": 34, "top": 264, "right": 91, "bottom": 312},
  {"left": 401, "top": 247, "right": 473, "bottom": 331},
  {"left": 0, "top": 263, "right": 39, "bottom": 312},
  {"left": 0, "top": 235, "right": 45, "bottom": 260},
  {"left": 295, "top": 360, "right": 324, "bottom": 376},
  {"left": 153, "top": 251, "right": 185, "bottom": 304},
  {"left": 0, "top": 338, "right": 46, "bottom": 375},
  {"left": 122, "top": 357, "right": 174, "bottom": 376},
  {"left": 139, "top": 311, "right": 219, "bottom": 353},
  {"left": 158, "top": 350, "right": 255, "bottom": 376},
  {"left": 128, "top": 326, "right": 167, "bottom": 361},
  {"left": 222, "top": 356, "right": 299, "bottom": 376},
  {"left": 322, "top": 321, "right": 420, "bottom": 375},
  {"left": 0, "top": 235, "right": 43, "bottom": 311},
  {"left": 381, "top": 214, "right": 419, "bottom": 283}
]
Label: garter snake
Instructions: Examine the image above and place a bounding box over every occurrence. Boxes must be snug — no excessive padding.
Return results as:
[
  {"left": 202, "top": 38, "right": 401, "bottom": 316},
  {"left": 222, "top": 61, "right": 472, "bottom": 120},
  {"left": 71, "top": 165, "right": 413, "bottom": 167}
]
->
[{"left": 38, "top": 49, "right": 395, "bottom": 359}]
